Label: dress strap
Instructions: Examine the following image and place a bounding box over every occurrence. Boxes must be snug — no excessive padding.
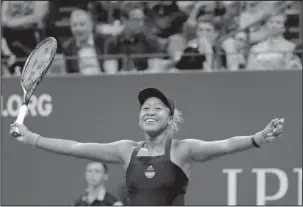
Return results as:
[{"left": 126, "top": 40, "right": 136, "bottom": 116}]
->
[
  {"left": 164, "top": 138, "right": 172, "bottom": 159},
  {"left": 129, "top": 142, "right": 144, "bottom": 163}
]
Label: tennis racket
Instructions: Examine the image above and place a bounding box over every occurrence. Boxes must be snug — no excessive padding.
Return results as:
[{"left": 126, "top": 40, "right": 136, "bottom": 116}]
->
[{"left": 12, "top": 37, "right": 57, "bottom": 137}]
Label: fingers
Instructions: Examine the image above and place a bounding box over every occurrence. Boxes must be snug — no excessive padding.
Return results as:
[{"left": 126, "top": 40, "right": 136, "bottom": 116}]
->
[
  {"left": 270, "top": 118, "right": 285, "bottom": 124},
  {"left": 273, "top": 118, "right": 284, "bottom": 127},
  {"left": 10, "top": 122, "right": 21, "bottom": 128},
  {"left": 265, "top": 132, "right": 283, "bottom": 143},
  {"left": 265, "top": 131, "right": 283, "bottom": 143},
  {"left": 10, "top": 123, "right": 18, "bottom": 133},
  {"left": 268, "top": 118, "right": 279, "bottom": 128},
  {"left": 268, "top": 123, "right": 283, "bottom": 137},
  {"left": 10, "top": 122, "right": 25, "bottom": 130},
  {"left": 274, "top": 125, "right": 283, "bottom": 132},
  {"left": 263, "top": 118, "right": 285, "bottom": 144},
  {"left": 274, "top": 118, "right": 284, "bottom": 134},
  {"left": 272, "top": 128, "right": 282, "bottom": 137},
  {"left": 270, "top": 118, "right": 279, "bottom": 123},
  {"left": 267, "top": 118, "right": 284, "bottom": 132},
  {"left": 265, "top": 136, "right": 277, "bottom": 143},
  {"left": 9, "top": 123, "right": 23, "bottom": 137}
]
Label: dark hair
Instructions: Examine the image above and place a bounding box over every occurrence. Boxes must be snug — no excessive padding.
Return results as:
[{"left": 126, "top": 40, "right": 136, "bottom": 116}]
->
[
  {"left": 87, "top": 162, "right": 109, "bottom": 174},
  {"left": 101, "top": 163, "right": 108, "bottom": 174},
  {"left": 138, "top": 88, "right": 175, "bottom": 116}
]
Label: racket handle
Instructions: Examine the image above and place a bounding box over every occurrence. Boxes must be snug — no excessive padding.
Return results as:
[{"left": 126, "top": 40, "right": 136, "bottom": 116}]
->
[{"left": 12, "top": 104, "right": 28, "bottom": 137}]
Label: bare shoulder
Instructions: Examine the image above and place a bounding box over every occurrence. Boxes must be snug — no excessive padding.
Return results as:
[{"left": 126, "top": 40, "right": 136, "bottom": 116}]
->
[
  {"left": 117, "top": 140, "right": 142, "bottom": 156},
  {"left": 116, "top": 139, "right": 139, "bottom": 152},
  {"left": 170, "top": 139, "right": 204, "bottom": 166},
  {"left": 172, "top": 139, "right": 214, "bottom": 164},
  {"left": 117, "top": 140, "right": 142, "bottom": 168},
  {"left": 172, "top": 139, "right": 187, "bottom": 148},
  {"left": 171, "top": 139, "right": 198, "bottom": 154}
]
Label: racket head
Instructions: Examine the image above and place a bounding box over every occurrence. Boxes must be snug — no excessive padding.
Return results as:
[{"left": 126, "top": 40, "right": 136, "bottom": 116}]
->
[{"left": 21, "top": 37, "right": 57, "bottom": 104}]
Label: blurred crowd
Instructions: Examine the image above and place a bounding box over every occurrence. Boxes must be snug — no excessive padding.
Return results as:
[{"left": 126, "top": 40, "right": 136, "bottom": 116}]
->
[{"left": 1, "top": 1, "right": 302, "bottom": 77}]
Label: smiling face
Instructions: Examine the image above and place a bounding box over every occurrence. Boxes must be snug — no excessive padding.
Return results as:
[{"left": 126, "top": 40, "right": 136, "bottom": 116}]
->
[
  {"left": 139, "top": 97, "right": 172, "bottom": 136},
  {"left": 70, "top": 10, "right": 93, "bottom": 43}
]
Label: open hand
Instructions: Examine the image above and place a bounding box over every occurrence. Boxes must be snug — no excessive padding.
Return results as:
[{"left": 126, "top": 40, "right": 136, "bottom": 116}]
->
[{"left": 262, "top": 118, "right": 284, "bottom": 143}]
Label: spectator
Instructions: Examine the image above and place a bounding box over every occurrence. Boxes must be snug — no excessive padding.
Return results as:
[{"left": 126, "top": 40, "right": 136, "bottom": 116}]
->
[
  {"left": 142, "top": 1, "right": 188, "bottom": 62},
  {"left": 238, "top": 1, "right": 286, "bottom": 45},
  {"left": 239, "top": 1, "right": 263, "bottom": 31},
  {"left": 166, "top": 34, "right": 188, "bottom": 62},
  {"left": 1, "top": 37, "right": 17, "bottom": 76},
  {"left": 43, "top": 1, "right": 63, "bottom": 53},
  {"left": 246, "top": 13, "right": 296, "bottom": 70},
  {"left": 143, "top": 1, "right": 188, "bottom": 61},
  {"left": 74, "top": 162, "right": 123, "bottom": 206},
  {"left": 2, "top": 1, "right": 50, "bottom": 73},
  {"left": 103, "top": 4, "right": 163, "bottom": 74},
  {"left": 182, "top": 1, "right": 227, "bottom": 41},
  {"left": 176, "top": 18, "right": 236, "bottom": 71},
  {"left": 89, "top": 1, "right": 122, "bottom": 24},
  {"left": 62, "top": 9, "right": 108, "bottom": 75},
  {"left": 88, "top": 1, "right": 125, "bottom": 36},
  {"left": 232, "top": 32, "right": 249, "bottom": 70},
  {"left": 1, "top": 62, "right": 11, "bottom": 77},
  {"left": 144, "top": 1, "right": 188, "bottom": 39},
  {"left": 217, "top": 31, "right": 251, "bottom": 71}
]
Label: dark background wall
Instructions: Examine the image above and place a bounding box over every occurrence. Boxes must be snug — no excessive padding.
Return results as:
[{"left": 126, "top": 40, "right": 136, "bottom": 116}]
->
[{"left": 1, "top": 71, "right": 302, "bottom": 205}]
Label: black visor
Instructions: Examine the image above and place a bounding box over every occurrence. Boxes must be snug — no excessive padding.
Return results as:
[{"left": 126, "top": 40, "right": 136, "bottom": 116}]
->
[{"left": 138, "top": 88, "right": 175, "bottom": 115}]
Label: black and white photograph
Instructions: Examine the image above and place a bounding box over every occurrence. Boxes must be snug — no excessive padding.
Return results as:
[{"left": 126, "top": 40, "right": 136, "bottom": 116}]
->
[{"left": 1, "top": 0, "right": 302, "bottom": 206}]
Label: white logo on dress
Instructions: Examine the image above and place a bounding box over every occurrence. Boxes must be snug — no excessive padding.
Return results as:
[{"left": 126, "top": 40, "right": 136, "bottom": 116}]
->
[{"left": 145, "top": 165, "right": 156, "bottom": 179}]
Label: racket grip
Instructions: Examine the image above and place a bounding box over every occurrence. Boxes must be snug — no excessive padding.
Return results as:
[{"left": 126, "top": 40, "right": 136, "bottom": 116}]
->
[{"left": 12, "top": 104, "right": 28, "bottom": 137}]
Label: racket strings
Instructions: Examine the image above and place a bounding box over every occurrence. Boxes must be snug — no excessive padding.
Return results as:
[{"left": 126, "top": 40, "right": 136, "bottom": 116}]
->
[{"left": 21, "top": 40, "right": 56, "bottom": 90}]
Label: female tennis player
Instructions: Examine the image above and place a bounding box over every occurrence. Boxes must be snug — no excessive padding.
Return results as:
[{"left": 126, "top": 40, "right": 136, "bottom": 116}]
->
[{"left": 10, "top": 87, "right": 284, "bottom": 206}]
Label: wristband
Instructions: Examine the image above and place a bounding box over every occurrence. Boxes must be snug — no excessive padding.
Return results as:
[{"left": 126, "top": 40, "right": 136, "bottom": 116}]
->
[{"left": 251, "top": 136, "right": 260, "bottom": 148}]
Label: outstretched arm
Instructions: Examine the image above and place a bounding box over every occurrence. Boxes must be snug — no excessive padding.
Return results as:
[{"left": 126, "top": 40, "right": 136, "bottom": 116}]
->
[
  {"left": 10, "top": 123, "right": 134, "bottom": 164},
  {"left": 185, "top": 118, "right": 284, "bottom": 163}
]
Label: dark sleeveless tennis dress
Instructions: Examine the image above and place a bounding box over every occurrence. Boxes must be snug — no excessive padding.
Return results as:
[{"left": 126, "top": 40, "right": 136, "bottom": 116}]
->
[{"left": 125, "top": 138, "right": 189, "bottom": 206}]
